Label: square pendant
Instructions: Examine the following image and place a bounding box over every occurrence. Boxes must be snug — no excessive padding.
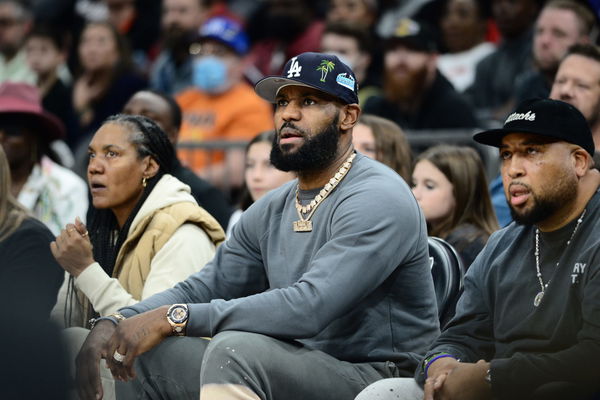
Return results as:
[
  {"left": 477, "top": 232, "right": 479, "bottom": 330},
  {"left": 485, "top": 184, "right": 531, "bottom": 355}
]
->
[{"left": 293, "top": 220, "right": 313, "bottom": 232}]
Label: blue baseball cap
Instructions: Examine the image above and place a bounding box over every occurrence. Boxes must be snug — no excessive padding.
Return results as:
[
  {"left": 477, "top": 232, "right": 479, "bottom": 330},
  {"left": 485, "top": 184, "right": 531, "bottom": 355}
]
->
[
  {"left": 255, "top": 52, "right": 359, "bottom": 105},
  {"left": 198, "top": 16, "right": 249, "bottom": 55}
]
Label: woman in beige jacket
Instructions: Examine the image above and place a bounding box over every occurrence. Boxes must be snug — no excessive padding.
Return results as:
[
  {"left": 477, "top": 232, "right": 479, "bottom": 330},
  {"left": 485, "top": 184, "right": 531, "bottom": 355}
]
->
[{"left": 51, "top": 114, "right": 225, "bottom": 328}]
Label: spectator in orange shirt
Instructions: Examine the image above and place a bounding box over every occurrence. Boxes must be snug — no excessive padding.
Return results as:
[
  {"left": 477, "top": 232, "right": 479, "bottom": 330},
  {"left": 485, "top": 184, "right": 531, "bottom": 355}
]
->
[{"left": 177, "top": 16, "right": 274, "bottom": 193}]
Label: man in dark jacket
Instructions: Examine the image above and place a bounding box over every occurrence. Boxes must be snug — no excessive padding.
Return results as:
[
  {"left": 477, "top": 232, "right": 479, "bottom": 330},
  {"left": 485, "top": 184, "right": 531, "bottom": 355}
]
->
[
  {"left": 356, "top": 98, "right": 600, "bottom": 400},
  {"left": 364, "top": 18, "right": 478, "bottom": 130}
]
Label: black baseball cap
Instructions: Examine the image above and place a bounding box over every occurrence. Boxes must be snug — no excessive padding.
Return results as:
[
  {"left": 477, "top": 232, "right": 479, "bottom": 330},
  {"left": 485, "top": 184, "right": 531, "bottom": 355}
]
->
[
  {"left": 255, "top": 52, "right": 359, "bottom": 105},
  {"left": 473, "top": 98, "right": 595, "bottom": 156},
  {"left": 386, "top": 18, "right": 437, "bottom": 53}
]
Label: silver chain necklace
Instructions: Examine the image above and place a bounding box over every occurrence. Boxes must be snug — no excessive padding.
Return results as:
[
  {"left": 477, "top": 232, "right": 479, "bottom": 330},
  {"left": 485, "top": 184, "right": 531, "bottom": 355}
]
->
[{"left": 533, "top": 209, "right": 586, "bottom": 307}]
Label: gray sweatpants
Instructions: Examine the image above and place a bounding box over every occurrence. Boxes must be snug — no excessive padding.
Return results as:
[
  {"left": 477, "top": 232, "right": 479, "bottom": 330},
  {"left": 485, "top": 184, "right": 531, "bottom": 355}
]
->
[{"left": 116, "top": 331, "right": 402, "bottom": 400}]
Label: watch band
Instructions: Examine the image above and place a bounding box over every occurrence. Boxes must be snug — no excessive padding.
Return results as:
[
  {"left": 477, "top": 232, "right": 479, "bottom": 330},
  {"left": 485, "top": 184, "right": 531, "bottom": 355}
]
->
[{"left": 166, "top": 304, "right": 189, "bottom": 336}]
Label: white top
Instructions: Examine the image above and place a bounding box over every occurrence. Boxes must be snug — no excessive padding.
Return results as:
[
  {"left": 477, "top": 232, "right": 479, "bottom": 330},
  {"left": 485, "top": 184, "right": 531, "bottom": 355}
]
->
[
  {"left": 51, "top": 174, "right": 216, "bottom": 326},
  {"left": 438, "top": 42, "right": 496, "bottom": 92},
  {"left": 18, "top": 156, "right": 88, "bottom": 235}
]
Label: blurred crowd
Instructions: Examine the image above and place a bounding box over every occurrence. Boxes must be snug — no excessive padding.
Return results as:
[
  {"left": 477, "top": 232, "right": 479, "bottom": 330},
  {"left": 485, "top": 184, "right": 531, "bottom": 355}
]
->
[
  {"left": 0, "top": 0, "right": 598, "bottom": 195},
  {"left": 2, "top": 0, "right": 600, "bottom": 397}
]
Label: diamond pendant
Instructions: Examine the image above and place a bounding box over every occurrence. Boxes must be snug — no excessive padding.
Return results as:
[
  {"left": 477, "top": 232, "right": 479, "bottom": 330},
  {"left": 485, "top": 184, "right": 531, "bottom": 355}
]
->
[
  {"left": 533, "top": 291, "right": 544, "bottom": 307},
  {"left": 293, "top": 220, "right": 312, "bottom": 232}
]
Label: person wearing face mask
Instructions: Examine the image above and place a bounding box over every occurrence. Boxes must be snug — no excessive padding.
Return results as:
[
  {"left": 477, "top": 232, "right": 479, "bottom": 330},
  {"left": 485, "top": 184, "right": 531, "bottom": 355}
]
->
[{"left": 176, "top": 16, "right": 274, "bottom": 195}]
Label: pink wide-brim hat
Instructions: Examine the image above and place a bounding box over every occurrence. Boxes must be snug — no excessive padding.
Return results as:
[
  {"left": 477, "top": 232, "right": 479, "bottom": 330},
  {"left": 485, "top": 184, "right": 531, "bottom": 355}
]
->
[{"left": 0, "top": 82, "right": 65, "bottom": 141}]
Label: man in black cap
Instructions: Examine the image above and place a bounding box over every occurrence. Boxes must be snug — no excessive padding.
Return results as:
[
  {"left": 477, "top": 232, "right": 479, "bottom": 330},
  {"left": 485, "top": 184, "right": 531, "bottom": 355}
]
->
[
  {"left": 75, "top": 52, "right": 439, "bottom": 400},
  {"left": 356, "top": 98, "right": 600, "bottom": 400},
  {"left": 363, "top": 17, "right": 478, "bottom": 130}
]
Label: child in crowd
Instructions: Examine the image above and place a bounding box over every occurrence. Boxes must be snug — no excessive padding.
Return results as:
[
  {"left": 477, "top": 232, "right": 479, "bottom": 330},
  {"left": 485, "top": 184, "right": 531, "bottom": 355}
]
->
[
  {"left": 227, "top": 130, "right": 295, "bottom": 234},
  {"left": 412, "top": 144, "right": 498, "bottom": 268}
]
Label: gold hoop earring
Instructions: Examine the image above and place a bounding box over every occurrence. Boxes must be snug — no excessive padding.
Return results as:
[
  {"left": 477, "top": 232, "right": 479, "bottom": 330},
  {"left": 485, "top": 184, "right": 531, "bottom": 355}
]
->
[{"left": 142, "top": 177, "right": 147, "bottom": 188}]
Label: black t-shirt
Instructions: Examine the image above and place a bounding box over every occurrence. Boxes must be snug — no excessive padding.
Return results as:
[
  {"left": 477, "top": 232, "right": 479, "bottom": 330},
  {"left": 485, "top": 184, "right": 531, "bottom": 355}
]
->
[
  {"left": 0, "top": 217, "right": 64, "bottom": 318},
  {"left": 421, "top": 189, "right": 600, "bottom": 398}
]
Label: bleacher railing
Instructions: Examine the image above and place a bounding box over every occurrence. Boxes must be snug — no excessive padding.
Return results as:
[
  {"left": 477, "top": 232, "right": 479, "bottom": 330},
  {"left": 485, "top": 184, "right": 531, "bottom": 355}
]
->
[{"left": 177, "top": 129, "right": 500, "bottom": 193}]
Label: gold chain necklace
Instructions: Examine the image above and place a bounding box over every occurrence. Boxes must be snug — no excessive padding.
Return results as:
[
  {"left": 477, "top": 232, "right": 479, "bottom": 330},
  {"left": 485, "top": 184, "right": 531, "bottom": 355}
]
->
[{"left": 293, "top": 152, "right": 356, "bottom": 232}]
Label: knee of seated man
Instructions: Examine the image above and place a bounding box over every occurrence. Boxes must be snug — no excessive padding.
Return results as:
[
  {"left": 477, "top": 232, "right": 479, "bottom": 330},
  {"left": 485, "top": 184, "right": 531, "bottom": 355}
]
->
[
  {"left": 202, "top": 331, "right": 280, "bottom": 371},
  {"left": 205, "top": 331, "right": 271, "bottom": 358}
]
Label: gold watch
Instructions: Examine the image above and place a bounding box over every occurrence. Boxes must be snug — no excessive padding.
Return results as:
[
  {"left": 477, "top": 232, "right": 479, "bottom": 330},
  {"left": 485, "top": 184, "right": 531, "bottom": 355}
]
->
[{"left": 166, "top": 304, "right": 189, "bottom": 336}]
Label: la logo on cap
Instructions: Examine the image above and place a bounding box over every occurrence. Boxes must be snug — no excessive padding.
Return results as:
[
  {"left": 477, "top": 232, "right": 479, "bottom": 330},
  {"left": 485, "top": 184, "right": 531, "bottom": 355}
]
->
[
  {"left": 505, "top": 110, "right": 536, "bottom": 124},
  {"left": 287, "top": 56, "right": 302, "bottom": 78}
]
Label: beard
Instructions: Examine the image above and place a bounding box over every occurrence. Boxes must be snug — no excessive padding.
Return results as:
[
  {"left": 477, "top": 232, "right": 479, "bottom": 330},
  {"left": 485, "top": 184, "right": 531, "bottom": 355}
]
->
[
  {"left": 533, "top": 52, "right": 559, "bottom": 77},
  {"left": 162, "top": 26, "right": 195, "bottom": 54},
  {"left": 384, "top": 64, "right": 428, "bottom": 107},
  {"left": 508, "top": 172, "right": 578, "bottom": 225},
  {"left": 270, "top": 115, "right": 340, "bottom": 172}
]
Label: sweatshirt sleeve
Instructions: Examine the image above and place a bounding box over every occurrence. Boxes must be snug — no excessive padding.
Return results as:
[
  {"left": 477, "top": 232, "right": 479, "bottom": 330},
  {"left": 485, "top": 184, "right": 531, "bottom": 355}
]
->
[
  {"left": 76, "top": 224, "right": 215, "bottom": 316},
  {"left": 120, "top": 181, "right": 426, "bottom": 339},
  {"left": 417, "top": 251, "right": 496, "bottom": 384}
]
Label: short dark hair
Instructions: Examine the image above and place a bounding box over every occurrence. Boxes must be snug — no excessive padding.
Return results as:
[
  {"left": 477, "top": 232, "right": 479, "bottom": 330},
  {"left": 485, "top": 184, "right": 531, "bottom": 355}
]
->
[
  {"left": 442, "top": 0, "right": 492, "bottom": 20},
  {"left": 473, "top": 0, "right": 492, "bottom": 19},
  {"left": 564, "top": 42, "right": 600, "bottom": 64},
  {"left": 27, "top": 24, "right": 68, "bottom": 51},
  {"left": 145, "top": 89, "right": 182, "bottom": 132},
  {"left": 323, "top": 21, "right": 372, "bottom": 53}
]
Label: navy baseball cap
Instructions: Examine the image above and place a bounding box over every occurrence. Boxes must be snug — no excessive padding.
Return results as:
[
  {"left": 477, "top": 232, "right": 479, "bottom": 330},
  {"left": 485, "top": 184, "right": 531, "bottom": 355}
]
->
[
  {"left": 473, "top": 98, "right": 595, "bottom": 156},
  {"left": 197, "top": 16, "right": 249, "bottom": 55},
  {"left": 255, "top": 52, "right": 359, "bottom": 105}
]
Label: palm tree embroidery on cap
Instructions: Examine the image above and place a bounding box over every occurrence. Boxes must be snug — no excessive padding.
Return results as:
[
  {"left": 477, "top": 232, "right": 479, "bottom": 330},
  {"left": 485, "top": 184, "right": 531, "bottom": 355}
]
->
[{"left": 317, "top": 60, "right": 336, "bottom": 82}]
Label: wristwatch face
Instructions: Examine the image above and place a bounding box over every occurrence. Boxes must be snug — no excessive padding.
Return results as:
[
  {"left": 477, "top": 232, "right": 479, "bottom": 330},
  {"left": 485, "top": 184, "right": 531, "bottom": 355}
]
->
[{"left": 169, "top": 306, "right": 188, "bottom": 324}]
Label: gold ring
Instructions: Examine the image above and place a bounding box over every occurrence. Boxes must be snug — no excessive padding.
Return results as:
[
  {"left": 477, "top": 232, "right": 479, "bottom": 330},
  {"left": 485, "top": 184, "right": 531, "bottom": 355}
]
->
[{"left": 82, "top": 231, "right": 89, "bottom": 237}]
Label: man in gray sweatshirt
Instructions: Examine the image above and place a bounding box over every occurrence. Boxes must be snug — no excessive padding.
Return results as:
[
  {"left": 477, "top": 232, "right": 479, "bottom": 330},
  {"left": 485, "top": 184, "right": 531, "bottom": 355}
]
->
[{"left": 75, "top": 52, "right": 440, "bottom": 400}]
